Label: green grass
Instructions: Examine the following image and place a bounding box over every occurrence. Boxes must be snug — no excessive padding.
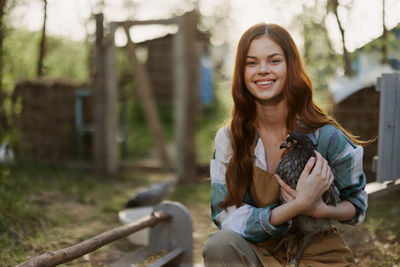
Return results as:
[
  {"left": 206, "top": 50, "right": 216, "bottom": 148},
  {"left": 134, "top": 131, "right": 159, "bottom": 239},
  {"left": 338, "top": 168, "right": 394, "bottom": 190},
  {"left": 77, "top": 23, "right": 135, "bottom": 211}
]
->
[
  {"left": 170, "top": 179, "right": 211, "bottom": 208},
  {"left": 363, "top": 190, "right": 400, "bottom": 265},
  {"left": 0, "top": 160, "right": 150, "bottom": 266}
]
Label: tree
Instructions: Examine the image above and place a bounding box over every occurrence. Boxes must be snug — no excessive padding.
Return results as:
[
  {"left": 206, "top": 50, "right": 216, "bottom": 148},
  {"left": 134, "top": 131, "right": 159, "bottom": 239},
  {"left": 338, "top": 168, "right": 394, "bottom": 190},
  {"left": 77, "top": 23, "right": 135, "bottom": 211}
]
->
[
  {"left": 381, "top": 0, "right": 388, "bottom": 64},
  {"left": 0, "top": 0, "right": 9, "bottom": 134},
  {"left": 293, "top": 1, "right": 338, "bottom": 92},
  {"left": 36, "top": 0, "right": 47, "bottom": 78},
  {"left": 327, "top": 0, "right": 352, "bottom": 76}
]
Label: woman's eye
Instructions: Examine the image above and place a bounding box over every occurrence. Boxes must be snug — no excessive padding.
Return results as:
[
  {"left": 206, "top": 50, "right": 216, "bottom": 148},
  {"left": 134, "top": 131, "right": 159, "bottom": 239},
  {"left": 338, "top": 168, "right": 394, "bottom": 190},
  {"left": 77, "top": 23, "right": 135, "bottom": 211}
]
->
[
  {"left": 271, "top": 59, "right": 281, "bottom": 64},
  {"left": 246, "top": 61, "right": 256, "bottom": 66}
]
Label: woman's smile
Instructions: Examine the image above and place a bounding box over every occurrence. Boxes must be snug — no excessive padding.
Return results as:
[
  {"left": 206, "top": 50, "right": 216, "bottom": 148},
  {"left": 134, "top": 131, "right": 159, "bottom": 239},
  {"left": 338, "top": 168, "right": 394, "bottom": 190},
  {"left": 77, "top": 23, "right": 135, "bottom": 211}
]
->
[{"left": 254, "top": 78, "right": 276, "bottom": 89}]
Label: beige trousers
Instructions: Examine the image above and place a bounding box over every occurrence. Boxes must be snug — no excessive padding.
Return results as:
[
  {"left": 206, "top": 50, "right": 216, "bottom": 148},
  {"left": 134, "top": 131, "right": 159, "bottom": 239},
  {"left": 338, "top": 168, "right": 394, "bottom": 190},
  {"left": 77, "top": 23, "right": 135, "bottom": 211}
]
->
[{"left": 203, "top": 229, "right": 264, "bottom": 267}]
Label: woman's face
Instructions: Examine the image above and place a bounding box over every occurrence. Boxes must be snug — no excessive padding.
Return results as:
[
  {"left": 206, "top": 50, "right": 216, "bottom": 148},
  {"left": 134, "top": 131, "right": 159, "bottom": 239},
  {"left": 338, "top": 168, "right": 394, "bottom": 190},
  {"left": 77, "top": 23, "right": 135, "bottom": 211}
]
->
[{"left": 244, "top": 35, "right": 287, "bottom": 103}]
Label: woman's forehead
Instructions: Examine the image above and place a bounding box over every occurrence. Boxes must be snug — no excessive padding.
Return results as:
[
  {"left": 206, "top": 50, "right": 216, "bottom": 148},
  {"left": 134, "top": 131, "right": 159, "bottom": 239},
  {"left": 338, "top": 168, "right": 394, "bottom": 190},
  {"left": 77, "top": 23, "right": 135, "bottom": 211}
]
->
[{"left": 247, "top": 36, "right": 284, "bottom": 56}]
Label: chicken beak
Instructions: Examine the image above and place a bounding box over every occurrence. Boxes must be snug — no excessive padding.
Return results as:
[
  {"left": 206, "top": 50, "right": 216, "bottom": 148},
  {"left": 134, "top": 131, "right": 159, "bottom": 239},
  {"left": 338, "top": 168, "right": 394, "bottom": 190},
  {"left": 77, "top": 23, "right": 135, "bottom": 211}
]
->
[{"left": 280, "top": 141, "right": 288, "bottom": 149}]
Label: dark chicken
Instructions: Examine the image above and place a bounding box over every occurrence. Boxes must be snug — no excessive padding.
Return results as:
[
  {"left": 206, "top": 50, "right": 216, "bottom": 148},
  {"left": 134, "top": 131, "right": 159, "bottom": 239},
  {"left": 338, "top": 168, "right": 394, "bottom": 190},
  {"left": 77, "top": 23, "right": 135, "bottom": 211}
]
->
[{"left": 275, "top": 133, "right": 340, "bottom": 267}]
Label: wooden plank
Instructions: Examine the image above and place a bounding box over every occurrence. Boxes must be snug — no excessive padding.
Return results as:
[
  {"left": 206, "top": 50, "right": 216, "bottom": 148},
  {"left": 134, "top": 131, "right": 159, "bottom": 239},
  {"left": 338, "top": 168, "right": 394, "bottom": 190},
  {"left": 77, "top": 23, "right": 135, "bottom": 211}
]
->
[
  {"left": 149, "top": 202, "right": 193, "bottom": 266},
  {"left": 393, "top": 73, "right": 400, "bottom": 180},
  {"left": 104, "top": 22, "right": 119, "bottom": 175},
  {"left": 148, "top": 246, "right": 184, "bottom": 267},
  {"left": 377, "top": 73, "right": 396, "bottom": 182},
  {"left": 93, "top": 13, "right": 107, "bottom": 174},
  {"left": 366, "top": 178, "right": 400, "bottom": 200},
  {"left": 123, "top": 26, "right": 173, "bottom": 171},
  {"left": 119, "top": 18, "right": 177, "bottom": 28},
  {"left": 173, "top": 12, "right": 198, "bottom": 182},
  {"left": 173, "top": 15, "right": 187, "bottom": 182},
  {"left": 109, "top": 248, "right": 149, "bottom": 266},
  {"left": 93, "top": 14, "right": 119, "bottom": 175}
]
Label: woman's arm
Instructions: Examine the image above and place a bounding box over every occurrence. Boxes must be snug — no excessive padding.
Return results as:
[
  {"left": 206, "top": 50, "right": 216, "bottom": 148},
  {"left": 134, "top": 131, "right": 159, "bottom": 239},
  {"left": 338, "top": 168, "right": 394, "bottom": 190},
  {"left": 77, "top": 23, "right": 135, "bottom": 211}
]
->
[
  {"left": 276, "top": 125, "right": 367, "bottom": 224},
  {"left": 271, "top": 152, "right": 334, "bottom": 226},
  {"left": 309, "top": 200, "right": 356, "bottom": 221},
  {"left": 210, "top": 126, "right": 292, "bottom": 242}
]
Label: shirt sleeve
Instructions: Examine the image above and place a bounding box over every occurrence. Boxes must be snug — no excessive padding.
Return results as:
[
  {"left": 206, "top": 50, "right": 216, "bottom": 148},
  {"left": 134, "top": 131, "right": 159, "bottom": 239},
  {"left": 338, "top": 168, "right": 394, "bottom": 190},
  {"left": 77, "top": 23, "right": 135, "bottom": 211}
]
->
[
  {"left": 316, "top": 125, "right": 368, "bottom": 225},
  {"left": 210, "top": 126, "right": 291, "bottom": 242}
]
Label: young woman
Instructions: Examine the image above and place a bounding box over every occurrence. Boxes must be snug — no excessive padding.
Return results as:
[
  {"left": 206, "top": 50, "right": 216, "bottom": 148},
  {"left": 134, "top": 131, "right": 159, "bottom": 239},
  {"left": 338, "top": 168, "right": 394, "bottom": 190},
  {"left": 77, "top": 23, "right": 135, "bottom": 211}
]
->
[{"left": 202, "top": 23, "right": 367, "bottom": 266}]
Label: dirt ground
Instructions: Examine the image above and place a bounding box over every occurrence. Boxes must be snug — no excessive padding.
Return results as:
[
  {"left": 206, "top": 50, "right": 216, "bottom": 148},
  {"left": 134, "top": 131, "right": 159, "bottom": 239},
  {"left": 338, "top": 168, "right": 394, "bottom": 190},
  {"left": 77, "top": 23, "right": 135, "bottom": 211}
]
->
[
  {"left": 71, "top": 203, "right": 396, "bottom": 267},
  {"left": 29, "top": 181, "right": 398, "bottom": 267}
]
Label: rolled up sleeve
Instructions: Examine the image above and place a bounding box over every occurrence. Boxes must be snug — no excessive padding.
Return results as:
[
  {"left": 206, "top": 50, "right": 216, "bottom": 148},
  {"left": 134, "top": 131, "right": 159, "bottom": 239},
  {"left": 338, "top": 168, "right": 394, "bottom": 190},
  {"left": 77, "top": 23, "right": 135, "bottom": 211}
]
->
[{"left": 317, "top": 125, "right": 368, "bottom": 225}]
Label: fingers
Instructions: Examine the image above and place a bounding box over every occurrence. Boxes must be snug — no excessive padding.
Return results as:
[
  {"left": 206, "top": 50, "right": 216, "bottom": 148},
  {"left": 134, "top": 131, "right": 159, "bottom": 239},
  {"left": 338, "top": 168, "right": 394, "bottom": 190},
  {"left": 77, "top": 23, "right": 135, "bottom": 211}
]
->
[
  {"left": 275, "top": 174, "right": 292, "bottom": 192},
  {"left": 313, "top": 151, "right": 334, "bottom": 188},
  {"left": 275, "top": 174, "right": 296, "bottom": 202},
  {"left": 301, "top": 157, "right": 316, "bottom": 176},
  {"left": 281, "top": 188, "right": 294, "bottom": 202},
  {"left": 328, "top": 171, "right": 334, "bottom": 186}
]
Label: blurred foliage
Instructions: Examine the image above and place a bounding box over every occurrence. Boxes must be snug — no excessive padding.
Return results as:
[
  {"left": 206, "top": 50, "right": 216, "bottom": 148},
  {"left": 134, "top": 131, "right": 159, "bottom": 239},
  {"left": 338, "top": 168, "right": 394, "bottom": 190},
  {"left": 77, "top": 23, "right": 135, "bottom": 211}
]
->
[
  {"left": 0, "top": 27, "right": 90, "bottom": 145},
  {"left": 291, "top": 1, "right": 340, "bottom": 92},
  {"left": 3, "top": 28, "right": 89, "bottom": 86}
]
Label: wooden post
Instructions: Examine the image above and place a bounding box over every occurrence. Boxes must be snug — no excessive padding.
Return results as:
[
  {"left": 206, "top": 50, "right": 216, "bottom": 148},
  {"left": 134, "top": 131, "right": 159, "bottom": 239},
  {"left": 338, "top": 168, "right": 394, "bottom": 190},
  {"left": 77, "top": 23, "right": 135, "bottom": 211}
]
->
[
  {"left": 123, "top": 24, "right": 173, "bottom": 171},
  {"left": 93, "top": 14, "right": 119, "bottom": 175},
  {"left": 376, "top": 72, "right": 400, "bottom": 182},
  {"left": 111, "top": 201, "right": 193, "bottom": 266},
  {"left": 173, "top": 12, "right": 199, "bottom": 182}
]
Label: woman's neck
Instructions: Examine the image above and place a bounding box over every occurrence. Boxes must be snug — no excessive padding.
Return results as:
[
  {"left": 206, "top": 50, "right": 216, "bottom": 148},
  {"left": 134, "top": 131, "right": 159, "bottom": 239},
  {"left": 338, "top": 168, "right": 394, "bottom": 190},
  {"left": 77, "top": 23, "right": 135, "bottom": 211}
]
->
[{"left": 255, "top": 98, "right": 288, "bottom": 133}]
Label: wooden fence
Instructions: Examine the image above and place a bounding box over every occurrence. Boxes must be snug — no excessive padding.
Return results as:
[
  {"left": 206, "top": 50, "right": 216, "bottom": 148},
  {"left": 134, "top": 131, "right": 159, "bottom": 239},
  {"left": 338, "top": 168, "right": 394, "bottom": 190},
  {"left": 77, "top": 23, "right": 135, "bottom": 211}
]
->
[
  {"left": 16, "top": 201, "right": 193, "bottom": 267},
  {"left": 375, "top": 72, "right": 400, "bottom": 182}
]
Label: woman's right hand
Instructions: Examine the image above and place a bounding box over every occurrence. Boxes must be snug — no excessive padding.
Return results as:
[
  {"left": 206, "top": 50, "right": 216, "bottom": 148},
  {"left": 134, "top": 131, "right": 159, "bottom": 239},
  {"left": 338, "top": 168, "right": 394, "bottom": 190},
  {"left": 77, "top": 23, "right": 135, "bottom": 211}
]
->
[{"left": 294, "top": 151, "right": 334, "bottom": 212}]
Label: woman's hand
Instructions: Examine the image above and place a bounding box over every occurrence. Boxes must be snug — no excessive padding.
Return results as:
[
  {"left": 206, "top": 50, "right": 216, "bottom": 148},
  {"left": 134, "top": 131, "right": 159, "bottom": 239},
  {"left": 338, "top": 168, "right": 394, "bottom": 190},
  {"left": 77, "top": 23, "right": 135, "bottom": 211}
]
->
[
  {"left": 275, "top": 151, "right": 334, "bottom": 215},
  {"left": 275, "top": 175, "right": 329, "bottom": 218}
]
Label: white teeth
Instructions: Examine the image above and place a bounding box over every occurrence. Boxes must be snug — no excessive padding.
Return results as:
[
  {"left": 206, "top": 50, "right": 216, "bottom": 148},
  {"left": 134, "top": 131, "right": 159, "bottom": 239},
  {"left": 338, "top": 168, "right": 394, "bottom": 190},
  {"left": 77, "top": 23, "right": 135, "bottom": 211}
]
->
[{"left": 256, "top": 80, "right": 274, "bottom": 85}]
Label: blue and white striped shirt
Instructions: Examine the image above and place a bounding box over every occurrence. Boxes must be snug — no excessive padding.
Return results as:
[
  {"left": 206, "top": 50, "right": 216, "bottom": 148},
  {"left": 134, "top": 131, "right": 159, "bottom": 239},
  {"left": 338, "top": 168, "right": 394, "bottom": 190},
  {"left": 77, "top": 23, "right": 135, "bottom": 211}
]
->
[{"left": 210, "top": 124, "right": 368, "bottom": 242}]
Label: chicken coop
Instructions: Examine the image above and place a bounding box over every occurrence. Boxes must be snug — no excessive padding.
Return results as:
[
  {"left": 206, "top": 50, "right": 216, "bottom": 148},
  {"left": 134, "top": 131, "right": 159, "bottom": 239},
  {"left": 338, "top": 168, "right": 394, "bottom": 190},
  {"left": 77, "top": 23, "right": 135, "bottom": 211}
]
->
[
  {"left": 13, "top": 79, "right": 93, "bottom": 163},
  {"left": 13, "top": 11, "right": 212, "bottom": 179},
  {"left": 332, "top": 85, "right": 379, "bottom": 183}
]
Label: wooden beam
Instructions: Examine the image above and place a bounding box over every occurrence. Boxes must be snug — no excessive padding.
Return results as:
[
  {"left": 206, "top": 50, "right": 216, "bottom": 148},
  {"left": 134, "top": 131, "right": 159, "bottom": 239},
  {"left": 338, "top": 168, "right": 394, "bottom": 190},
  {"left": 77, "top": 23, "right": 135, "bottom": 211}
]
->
[
  {"left": 114, "top": 18, "right": 177, "bottom": 28},
  {"left": 123, "top": 25, "right": 173, "bottom": 171},
  {"left": 93, "top": 14, "right": 119, "bottom": 175},
  {"left": 173, "top": 12, "right": 199, "bottom": 182},
  {"left": 377, "top": 73, "right": 400, "bottom": 182}
]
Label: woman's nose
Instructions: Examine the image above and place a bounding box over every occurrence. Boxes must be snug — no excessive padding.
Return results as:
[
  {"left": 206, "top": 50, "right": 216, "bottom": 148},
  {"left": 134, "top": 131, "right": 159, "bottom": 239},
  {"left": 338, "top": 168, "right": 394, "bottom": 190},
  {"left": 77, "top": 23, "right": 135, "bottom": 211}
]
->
[{"left": 258, "top": 62, "right": 270, "bottom": 75}]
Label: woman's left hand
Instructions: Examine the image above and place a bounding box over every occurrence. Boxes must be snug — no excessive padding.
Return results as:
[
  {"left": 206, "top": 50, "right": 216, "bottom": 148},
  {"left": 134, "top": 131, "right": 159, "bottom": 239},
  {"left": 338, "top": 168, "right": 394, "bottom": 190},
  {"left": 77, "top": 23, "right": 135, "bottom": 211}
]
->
[{"left": 275, "top": 173, "right": 329, "bottom": 219}]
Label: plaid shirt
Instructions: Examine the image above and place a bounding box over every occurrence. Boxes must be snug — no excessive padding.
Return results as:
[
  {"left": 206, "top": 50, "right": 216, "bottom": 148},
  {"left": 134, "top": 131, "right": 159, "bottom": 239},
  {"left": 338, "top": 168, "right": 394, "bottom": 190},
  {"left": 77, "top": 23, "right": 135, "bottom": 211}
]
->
[{"left": 210, "top": 124, "right": 368, "bottom": 242}]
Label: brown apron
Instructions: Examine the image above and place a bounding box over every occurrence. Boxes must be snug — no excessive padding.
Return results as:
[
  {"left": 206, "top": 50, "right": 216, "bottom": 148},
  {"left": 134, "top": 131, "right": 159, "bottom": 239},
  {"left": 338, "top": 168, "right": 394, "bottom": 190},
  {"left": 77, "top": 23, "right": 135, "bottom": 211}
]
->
[{"left": 249, "top": 165, "right": 355, "bottom": 267}]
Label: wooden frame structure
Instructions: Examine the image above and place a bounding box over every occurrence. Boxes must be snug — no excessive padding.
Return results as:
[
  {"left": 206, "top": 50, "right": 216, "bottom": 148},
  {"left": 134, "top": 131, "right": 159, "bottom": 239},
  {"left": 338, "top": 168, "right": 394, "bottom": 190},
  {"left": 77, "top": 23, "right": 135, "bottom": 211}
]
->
[{"left": 93, "top": 12, "right": 200, "bottom": 181}]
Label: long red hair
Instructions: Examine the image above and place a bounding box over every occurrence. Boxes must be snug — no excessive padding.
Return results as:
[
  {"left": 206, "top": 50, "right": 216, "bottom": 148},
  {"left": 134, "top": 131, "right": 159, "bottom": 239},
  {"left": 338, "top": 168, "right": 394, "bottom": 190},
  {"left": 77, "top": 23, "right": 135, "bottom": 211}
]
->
[{"left": 220, "top": 23, "right": 360, "bottom": 209}]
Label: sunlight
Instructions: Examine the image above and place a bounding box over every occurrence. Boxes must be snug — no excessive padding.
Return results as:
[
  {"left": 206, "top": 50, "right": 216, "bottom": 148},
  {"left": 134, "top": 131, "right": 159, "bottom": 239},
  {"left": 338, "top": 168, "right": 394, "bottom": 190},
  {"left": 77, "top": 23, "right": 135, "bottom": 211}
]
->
[{"left": 7, "top": 0, "right": 400, "bottom": 52}]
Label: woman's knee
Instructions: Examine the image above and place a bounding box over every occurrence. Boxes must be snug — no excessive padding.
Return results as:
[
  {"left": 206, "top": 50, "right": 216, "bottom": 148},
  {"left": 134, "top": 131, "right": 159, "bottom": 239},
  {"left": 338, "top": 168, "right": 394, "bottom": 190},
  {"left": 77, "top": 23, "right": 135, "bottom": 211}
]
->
[
  {"left": 203, "top": 229, "right": 243, "bottom": 254},
  {"left": 203, "top": 229, "right": 262, "bottom": 266}
]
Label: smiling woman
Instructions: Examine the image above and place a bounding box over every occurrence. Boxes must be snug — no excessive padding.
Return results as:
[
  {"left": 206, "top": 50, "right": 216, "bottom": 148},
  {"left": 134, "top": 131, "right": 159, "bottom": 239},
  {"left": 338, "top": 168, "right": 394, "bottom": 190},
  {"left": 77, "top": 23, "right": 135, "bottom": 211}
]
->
[{"left": 203, "top": 23, "right": 367, "bottom": 267}]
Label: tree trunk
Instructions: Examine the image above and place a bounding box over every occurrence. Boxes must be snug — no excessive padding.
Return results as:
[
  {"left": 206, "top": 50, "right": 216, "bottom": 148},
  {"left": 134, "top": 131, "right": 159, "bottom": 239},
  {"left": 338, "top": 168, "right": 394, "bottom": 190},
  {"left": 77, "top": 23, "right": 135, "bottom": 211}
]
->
[
  {"left": 382, "top": 0, "right": 388, "bottom": 64},
  {"left": 37, "top": 0, "right": 47, "bottom": 78},
  {"left": 0, "top": 0, "right": 8, "bottom": 132},
  {"left": 329, "top": 0, "right": 352, "bottom": 76}
]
